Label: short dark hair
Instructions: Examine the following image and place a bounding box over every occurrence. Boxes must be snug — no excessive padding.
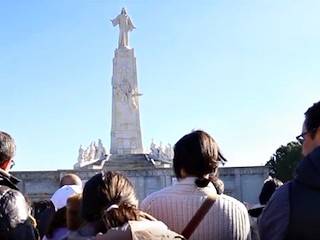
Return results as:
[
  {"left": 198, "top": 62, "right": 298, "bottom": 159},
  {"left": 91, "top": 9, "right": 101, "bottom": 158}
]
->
[
  {"left": 81, "top": 172, "right": 106, "bottom": 222},
  {"left": 305, "top": 101, "right": 320, "bottom": 138},
  {"left": 173, "top": 130, "right": 226, "bottom": 186},
  {"left": 45, "top": 207, "right": 67, "bottom": 238},
  {"left": 259, "top": 178, "right": 283, "bottom": 205},
  {"left": 0, "top": 131, "right": 16, "bottom": 164}
]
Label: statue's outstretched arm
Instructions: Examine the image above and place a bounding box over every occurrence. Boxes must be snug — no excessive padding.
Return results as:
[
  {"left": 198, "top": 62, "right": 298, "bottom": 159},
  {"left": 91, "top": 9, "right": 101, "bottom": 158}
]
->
[{"left": 111, "top": 16, "right": 119, "bottom": 26}]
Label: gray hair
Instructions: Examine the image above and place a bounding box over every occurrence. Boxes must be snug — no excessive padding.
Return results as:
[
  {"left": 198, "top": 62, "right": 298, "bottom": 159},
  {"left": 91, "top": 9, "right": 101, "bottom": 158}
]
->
[{"left": 0, "top": 131, "right": 16, "bottom": 164}]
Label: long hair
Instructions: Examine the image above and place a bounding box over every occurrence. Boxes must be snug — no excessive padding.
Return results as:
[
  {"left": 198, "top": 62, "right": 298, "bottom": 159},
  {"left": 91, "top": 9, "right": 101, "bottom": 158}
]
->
[{"left": 100, "top": 171, "right": 140, "bottom": 229}]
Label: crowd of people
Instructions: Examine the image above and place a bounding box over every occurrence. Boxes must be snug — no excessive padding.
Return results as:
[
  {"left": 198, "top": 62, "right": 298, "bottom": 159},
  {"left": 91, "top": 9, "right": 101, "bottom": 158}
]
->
[{"left": 0, "top": 100, "right": 319, "bottom": 240}]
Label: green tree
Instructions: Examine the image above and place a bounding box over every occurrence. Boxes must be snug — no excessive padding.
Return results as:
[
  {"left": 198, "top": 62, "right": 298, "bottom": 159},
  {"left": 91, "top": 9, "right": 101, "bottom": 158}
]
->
[{"left": 265, "top": 141, "right": 302, "bottom": 182}]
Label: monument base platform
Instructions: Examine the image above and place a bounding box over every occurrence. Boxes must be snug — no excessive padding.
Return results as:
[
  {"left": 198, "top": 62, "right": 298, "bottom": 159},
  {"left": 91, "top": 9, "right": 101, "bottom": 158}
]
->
[
  {"left": 104, "top": 154, "right": 155, "bottom": 170},
  {"left": 75, "top": 154, "right": 172, "bottom": 171}
]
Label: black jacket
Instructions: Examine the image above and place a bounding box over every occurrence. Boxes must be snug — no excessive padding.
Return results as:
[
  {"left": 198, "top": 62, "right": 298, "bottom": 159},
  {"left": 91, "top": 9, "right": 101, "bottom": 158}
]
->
[{"left": 0, "top": 169, "right": 38, "bottom": 240}]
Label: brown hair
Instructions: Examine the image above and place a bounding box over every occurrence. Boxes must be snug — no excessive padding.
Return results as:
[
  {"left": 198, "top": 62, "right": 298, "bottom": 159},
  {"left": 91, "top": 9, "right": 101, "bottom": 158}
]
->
[
  {"left": 60, "top": 173, "right": 82, "bottom": 187},
  {"left": 0, "top": 131, "right": 16, "bottom": 164},
  {"left": 66, "top": 193, "right": 83, "bottom": 230},
  {"left": 173, "top": 130, "right": 227, "bottom": 188},
  {"left": 101, "top": 171, "right": 140, "bottom": 229},
  {"left": 81, "top": 171, "right": 139, "bottom": 230}
]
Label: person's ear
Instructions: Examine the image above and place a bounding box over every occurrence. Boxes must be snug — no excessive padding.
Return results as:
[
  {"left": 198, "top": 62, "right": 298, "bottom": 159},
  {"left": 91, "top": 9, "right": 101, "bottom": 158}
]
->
[
  {"left": 0, "top": 159, "right": 11, "bottom": 171},
  {"left": 314, "top": 128, "right": 320, "bottom": 146}
]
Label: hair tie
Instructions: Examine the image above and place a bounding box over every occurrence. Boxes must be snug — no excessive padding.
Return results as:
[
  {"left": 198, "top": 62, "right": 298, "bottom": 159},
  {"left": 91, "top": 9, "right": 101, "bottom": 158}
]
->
[
  {"left": 195, "top": 177, "right": 211, "bottom": 188},
  {"left": 106, "top": 204, "right": 119, "bottom": 212}
]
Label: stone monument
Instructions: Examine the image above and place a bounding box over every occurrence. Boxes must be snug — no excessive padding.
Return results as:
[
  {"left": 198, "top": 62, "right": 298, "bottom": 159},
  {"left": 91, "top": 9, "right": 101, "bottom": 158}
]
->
[
  {"left": 12, "top": 9, "right": 270, "bottom": 206},
  {"left": 110, "top": 8, "right": 143, "bottom": 154}
]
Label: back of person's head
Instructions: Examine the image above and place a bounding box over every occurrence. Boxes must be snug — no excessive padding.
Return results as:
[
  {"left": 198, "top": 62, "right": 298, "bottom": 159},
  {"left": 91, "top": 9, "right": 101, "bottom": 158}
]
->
[
  {"left": 173, "top": 130, "right": 227, "bottom": 187},
  {"left": 60, "top": 173, "right": 82, "bottom": 188},
  {"left": 0, "top": 131, "right": 16, "bottom": 167},
  {"left": 101, "top": 171, "right": 139, "bottom": 229},
  {"left": 32, "top": 200, "right": 56, "bottom": 239},
  {"left": 67, "top": 193, "right": 84, "bottom": 231},
  {"left": 82, "top": 171, "right": 139, "bottom": 230},
  {"left": 305, "top": 101, "right": 320, "bottom": 138},
  {"left": 81, "top": 172, "right": 105, "bottom": 223},
  {"left": 45, "top": 185, "right": 82, "bottom": 238},
  {"left": 259, "top": 177, "right": 283, "bottom": 205},
  {"left": 45, "top": 207, "right": 67, "bottom": 238}
]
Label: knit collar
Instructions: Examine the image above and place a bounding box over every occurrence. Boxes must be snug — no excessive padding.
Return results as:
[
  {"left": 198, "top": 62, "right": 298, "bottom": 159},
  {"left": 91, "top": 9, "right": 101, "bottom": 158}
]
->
[
  {"left": 175, "top": 177, "right": 217, "bottom": 192},
  {"left": 175, "top": 176, "right": 198, "bottom": 185},
  {"left": 174, "top": 177, "right": 218, "bottom": 198}
]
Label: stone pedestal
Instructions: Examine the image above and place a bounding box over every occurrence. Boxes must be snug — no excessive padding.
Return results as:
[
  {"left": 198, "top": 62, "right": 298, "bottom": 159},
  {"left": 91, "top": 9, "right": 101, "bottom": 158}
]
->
[
  {"left": 14, "top": 166, "right": 269, "bottom": 203},
  {"left": 110, "top": 47, "right": 143, "bottom": 154}
]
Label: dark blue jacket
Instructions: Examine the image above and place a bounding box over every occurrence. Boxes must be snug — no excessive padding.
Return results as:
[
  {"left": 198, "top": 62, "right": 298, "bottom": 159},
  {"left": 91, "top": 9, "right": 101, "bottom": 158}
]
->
[
  {"left": 259, "top": 146, "right": 320, "bottom": 240},
  {"left": 286, "top": 146, "right": 320, "bottom": 240}
]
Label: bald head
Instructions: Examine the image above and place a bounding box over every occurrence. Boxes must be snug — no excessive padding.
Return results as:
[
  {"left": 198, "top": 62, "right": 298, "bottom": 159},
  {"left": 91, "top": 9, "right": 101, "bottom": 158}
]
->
[{"left": 60, "top": 174, "right": 82, "bottom": 188}]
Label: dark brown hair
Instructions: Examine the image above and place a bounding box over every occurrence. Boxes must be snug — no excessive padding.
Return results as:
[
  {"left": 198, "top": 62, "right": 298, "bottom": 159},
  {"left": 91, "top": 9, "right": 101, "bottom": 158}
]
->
[
  {"left": 305, "top": 101, "right": 320, "bottom": 138},
  {"left": 81, "top": 172, "right": 107, "bottom": 222},
  {"left": 0, "top": 131, "right": 16, "bottom": 164},
  {"left": 259, "top": 178, "right": 283, "bottom": 205},
  {"left": 173, "top": 130, "right": 227, "bottom": 188}
]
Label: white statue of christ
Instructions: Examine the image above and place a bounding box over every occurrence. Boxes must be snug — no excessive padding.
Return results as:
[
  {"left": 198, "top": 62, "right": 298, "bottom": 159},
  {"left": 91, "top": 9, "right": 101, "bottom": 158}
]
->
[{"left": 111, "top": 8, "right": 136, "bottom": 48}]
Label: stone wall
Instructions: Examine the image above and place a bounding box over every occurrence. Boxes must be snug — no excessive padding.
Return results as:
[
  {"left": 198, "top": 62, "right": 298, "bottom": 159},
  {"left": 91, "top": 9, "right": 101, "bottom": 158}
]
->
[{"left": 13, "top": 166, "right": 268, "bottom": 204}]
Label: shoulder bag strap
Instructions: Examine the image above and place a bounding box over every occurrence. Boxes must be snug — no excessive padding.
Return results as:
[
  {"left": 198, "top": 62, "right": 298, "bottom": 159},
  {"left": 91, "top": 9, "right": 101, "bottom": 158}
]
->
[{"left": 181, "top": 196, "right": 216, "bottom": 239}]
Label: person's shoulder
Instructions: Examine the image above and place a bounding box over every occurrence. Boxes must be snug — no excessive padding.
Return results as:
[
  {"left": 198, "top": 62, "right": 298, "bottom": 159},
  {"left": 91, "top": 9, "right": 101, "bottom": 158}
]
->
[
  {"left": 218, "top": 194, "right": 248, "bottom": 211},
  {"left": 143, "top": 185, "right": 173, "bottom": 200},
  {"left": 0, "top": 184, "right": 25, "bottom": 201},
  {"left": 260, "top": 181, "right": 290, "bottom": 217},
  {"left": 140, "top": 185, "right": 176, "bottom": 207},
  {"left": 0, "top": 185, "right": 29, "bottom": 221},
  {"left": 270, "top": 181, "right": 290, "bottom": 200},
  {"left": 258, "top": 182, "right": 290, "bottom": 240}
]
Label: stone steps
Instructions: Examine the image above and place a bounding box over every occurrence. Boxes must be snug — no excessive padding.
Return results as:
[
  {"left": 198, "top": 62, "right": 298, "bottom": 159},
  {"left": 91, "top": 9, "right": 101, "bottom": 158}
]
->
[{"left": 103, "top": 154, "right": 155, "bottom": 170}]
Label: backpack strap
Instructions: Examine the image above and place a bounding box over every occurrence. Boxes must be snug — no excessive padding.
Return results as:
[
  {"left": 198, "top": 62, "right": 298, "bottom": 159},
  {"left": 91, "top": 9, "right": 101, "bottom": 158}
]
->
[{"left": 181, "top": 195, "right": 216, "bottom": 239}]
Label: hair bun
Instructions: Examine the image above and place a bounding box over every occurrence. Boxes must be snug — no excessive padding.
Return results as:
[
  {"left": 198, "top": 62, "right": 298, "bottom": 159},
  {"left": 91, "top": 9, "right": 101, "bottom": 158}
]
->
[{"left": 195, "top": 177, "right": 210, "bottom": 188}]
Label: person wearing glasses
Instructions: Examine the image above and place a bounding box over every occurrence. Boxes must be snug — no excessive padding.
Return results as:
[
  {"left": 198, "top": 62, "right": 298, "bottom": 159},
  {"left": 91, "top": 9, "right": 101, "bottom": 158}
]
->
[
  {"left": 0, "top": 131, "right": 39, "bottom": 240},
  {"left": 259, "top": 101, "right": 320, "bottom": 240}
]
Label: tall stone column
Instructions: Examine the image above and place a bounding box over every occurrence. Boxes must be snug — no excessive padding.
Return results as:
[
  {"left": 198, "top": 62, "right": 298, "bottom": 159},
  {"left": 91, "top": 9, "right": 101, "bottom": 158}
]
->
[{"left": 110, "top": 9, "right": 143, "bottom": 154}]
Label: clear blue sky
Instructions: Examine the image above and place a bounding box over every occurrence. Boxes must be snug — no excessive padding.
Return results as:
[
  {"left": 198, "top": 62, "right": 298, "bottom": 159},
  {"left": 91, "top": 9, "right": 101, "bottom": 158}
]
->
[{"left": 1, "top": 1, "right": 319, "bottom": 171}]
